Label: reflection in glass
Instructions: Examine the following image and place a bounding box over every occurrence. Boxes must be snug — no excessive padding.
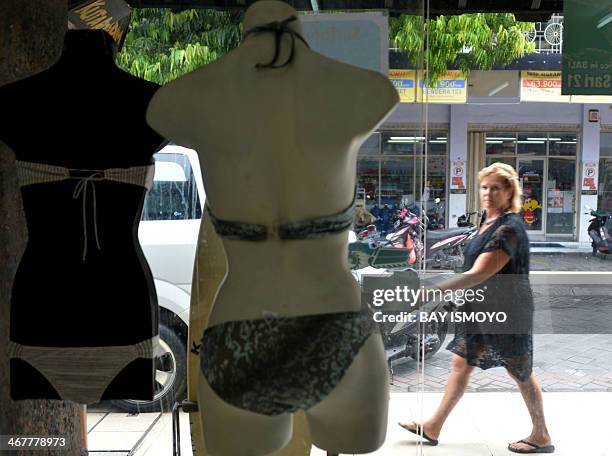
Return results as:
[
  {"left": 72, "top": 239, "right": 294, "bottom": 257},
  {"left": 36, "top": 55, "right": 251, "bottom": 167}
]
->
[{"left": 143, "top": 153, "right": 202, "bottom": 221}]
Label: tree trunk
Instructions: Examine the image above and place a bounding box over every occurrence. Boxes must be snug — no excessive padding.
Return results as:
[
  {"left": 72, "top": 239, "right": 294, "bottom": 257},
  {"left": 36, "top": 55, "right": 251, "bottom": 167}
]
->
[{"left": 0, "top": 3, "right": 84, "bottom": 456}]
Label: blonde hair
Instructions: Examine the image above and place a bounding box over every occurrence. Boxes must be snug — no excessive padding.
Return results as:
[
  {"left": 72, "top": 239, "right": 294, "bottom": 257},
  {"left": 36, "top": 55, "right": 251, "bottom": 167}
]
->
[{"left": 478, "top": 162, "right": 522, "bottom": 213}]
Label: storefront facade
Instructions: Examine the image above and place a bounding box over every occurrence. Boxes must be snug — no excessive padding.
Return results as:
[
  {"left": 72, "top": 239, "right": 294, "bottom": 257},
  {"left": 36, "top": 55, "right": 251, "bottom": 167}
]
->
[{"left": 359, "top": 99, "right": 610, "bottom": 244}]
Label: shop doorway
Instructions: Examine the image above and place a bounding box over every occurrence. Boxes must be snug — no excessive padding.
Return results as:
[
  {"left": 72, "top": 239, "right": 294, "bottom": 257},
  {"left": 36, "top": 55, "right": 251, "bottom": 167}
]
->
[
  {"left": 518, "top": 158, "right": 545, "bottom": 233},
  {"left": 482, "top": 132, "right": 578, "bottom": 240}
]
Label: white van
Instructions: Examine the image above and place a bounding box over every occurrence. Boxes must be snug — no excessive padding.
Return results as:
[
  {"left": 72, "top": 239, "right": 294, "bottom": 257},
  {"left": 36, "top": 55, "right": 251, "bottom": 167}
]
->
[{"left": 115, "top": 144, "right": 203, "bottom": 412}]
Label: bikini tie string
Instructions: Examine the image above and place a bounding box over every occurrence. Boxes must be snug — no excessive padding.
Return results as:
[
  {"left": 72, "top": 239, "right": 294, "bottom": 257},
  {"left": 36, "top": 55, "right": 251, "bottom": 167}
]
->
[
  {"left": 72, "top": 172, "right": 105, "bottom": 261},
  {"left": 243, "top": 15, "right": 310, "bottom": 69}
]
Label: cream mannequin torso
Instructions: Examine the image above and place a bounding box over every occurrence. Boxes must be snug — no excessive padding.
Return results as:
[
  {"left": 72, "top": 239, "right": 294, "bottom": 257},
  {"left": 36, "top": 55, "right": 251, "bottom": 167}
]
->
[
  {"left": 147, "top": 9, "right": 397, "bottom": 324},
  {"left": 146, "top": 2, "right": 399, "bottom": 454}
]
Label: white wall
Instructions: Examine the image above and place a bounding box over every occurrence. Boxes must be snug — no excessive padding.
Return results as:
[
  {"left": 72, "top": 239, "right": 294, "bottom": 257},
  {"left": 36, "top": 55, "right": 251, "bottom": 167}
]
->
[
  {"left": 448, "top": 105, "right": 468, "bottom": 226},
  {"left": 463, "top": 102, "right": 583, "bottom": 125},
  {"left": 385, "top": 102, "right": 450, "bottom": 125},
  {"left": 579, "top": 104, "right": 601, "bottom": 244},
  {"left": 595, "top": 104, "right": 612, "bottom": 125}
]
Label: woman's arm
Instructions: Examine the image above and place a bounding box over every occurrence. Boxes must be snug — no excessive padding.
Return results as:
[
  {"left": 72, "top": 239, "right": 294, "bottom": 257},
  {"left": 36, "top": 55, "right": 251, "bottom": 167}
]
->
[{"left": 437, "top": 249, "right": 511, "bottom": 291}]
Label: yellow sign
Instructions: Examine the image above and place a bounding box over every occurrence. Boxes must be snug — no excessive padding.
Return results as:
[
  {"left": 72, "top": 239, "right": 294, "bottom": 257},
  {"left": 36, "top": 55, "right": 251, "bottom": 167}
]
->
[
  {"left": 520, "top": 71, "right": 571, "bottom": 102},
  {"left": 388, "top": 69, "right": 416, "bottom": 103},
  {"left": 417, "top": 70, "right": 467, "bottom": 103}
]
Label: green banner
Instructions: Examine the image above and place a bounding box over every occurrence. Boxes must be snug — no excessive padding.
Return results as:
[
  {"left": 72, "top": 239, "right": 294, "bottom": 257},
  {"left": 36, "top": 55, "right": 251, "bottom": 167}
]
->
[{"left": 562, "top": 0, "right": 612, "bottom": 95}]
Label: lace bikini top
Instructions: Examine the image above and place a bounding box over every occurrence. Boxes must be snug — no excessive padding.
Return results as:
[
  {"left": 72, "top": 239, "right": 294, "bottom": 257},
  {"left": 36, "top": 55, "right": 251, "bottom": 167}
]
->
[
  {"left": 16, "top": 160, "right": 155, "bottom": 260},
  {"left": 206, "top": 191, "right": 356, "bottom": 241}
]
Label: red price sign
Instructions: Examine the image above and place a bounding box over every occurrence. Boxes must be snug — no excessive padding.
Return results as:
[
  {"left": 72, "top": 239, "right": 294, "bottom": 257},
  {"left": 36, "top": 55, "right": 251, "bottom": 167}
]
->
[{"left": 522, "top": 79, "right": 561, "bottom": 89}]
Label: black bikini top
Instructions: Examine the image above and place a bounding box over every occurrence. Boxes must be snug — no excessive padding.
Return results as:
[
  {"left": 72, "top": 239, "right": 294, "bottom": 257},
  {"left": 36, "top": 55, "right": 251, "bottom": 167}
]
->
[
  {"left": 206, "top": 191, "right": 356, "bottom": 241},
  {"left": 243, "top": 15, "right": 310, "bottom": 69}
]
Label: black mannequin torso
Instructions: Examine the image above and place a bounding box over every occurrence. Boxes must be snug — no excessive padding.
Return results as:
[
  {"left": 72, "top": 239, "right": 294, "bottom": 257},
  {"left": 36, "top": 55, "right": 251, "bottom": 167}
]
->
[{"left": 0, "top": 29, "right": 165, "bottom": 401}]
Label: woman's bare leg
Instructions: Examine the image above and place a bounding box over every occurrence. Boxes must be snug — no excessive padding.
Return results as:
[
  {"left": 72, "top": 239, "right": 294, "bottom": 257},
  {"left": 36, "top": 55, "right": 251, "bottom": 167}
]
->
[
  {"left": 400, "top": 354, "right": 473, "bottom": 440},
  {"left": 507, "top": 372, "right": 552, "bottom": 452}
]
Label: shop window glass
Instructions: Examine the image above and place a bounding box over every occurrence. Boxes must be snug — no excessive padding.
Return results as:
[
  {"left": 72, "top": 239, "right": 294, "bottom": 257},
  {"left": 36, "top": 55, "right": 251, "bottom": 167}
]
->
[
  {"left": 427, "top": 132, "right": 447, "bottom": 155},
  {"left": 518, "top": 158, "right": 545, "bottom": 231},
  {"left": 380, "top": 156, "right": 415, "bottom": 208},
  {"left": 601, "top": 132, "right": 612, "bottom": 157},
  {"left": 382, "top": 131, "right": 419, "bottom": 155},
  {"left": 357, "top": 158, "right": 380, "bottom": 208},
  {"left": 486, "top": 156, "right": 515, "bottom": 167},
  {"left": 421, "top": 155, "right": 447, "bottom": 228},
  {"left": 359, "top": 132, "right": 381, "bottom": 156},
  {"left": 517, "top": 132, "right": 546, "bottom": 155},
  {"left": 546, "top": 158, "right": 576, "bottom": 235},
  {"left": 599, "top": 132, "right": 612, "bottom": 211},
  {"left": 486, "top": 133, "right": 516, "bottom": 155},
  {"left": 549, "top": 133, "right": 577, "bottom": 156},
  {"left": 142, "top": 153, "right": 202, "bottom": 221}
]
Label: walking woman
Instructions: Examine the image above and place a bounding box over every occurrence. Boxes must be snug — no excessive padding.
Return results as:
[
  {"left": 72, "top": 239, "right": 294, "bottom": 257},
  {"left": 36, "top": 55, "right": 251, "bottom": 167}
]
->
[{"left": 400, "top": 163, "right": 554, "bottom": 454}]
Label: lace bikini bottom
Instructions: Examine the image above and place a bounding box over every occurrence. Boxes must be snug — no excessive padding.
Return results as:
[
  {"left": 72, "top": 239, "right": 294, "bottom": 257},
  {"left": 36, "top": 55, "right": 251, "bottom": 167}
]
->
[{"left": 200, "top": 310, "right": 377, "bottom": 416}]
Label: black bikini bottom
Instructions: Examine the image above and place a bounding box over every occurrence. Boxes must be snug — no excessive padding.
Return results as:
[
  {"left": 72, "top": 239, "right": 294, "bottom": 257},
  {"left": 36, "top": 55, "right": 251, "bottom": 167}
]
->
[{"left": 200, "top": 309, "right": 377, "bottom": 416}]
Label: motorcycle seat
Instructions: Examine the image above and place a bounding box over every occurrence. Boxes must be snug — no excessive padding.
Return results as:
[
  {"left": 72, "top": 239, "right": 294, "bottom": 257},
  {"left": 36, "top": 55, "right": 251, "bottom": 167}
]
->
[{"left": 426, "top": 227, "right": 472, "bottom": 243}]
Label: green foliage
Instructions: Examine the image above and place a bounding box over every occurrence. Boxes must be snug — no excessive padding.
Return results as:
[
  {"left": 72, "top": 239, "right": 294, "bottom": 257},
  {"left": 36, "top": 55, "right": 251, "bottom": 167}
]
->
[
  {"left": 391, "top": 13, "right": 536, "bottom": 82},
  {"left": 117, "top": 9, "right": 242, "bottom": 84}
]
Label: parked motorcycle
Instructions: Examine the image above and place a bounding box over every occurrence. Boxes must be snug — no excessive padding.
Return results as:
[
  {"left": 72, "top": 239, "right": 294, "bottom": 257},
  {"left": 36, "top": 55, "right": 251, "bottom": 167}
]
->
[
  {"left": 423, "top": 211, "right": 480, "bottom": 271},
  {"left": 352, "top": 268, "right": 452, "bottom": 374},
  {"left": 585, "top": 205, "right": 612, "bottom": 257}
]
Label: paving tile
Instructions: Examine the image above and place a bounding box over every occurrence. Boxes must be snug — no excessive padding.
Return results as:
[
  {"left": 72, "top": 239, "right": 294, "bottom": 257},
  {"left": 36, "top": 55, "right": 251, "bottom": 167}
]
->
[
  {"left": 88, "top": 432, "right": 142, "bottom": 452},
  {"left": 88, "top": 453, "right": 129, "bottom": 456},
  {"left": 86, "top": 413, "right": 107, "bottom": 432},
  {"left": 566, "top": 355, "right": 595, "bottom": 364},
  {"left": 92, "top": 412, "right": 158, "bottom": 433}
]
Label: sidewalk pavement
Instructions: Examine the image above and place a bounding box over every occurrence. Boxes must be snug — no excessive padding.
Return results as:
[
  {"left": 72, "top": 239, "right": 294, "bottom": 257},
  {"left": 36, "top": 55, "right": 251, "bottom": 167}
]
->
[
  {"left": 310, "top": 392, "right": 611, "bottom": 456},
  {"left": 95, "top": 392, "right": 610, "bottom": 456},
  {"left": 391, "top": 333, "right": 612, "bottom": 394},
  {"left": 530, "top": 252, "right": 611, "bottom": 271}
]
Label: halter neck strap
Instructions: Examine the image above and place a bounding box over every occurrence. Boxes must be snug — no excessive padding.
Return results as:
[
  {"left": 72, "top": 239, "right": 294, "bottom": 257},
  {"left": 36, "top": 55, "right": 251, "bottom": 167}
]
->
[{"left": 243, "top": 15, "right": 309, "bottom": 69}]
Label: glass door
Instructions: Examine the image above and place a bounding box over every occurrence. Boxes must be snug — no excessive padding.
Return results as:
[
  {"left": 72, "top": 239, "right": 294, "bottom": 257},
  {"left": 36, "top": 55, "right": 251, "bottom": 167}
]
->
[
  {"left": 518, "top": 158, "right": 545, "bottom": 233},
  {"left": 546, "top": 158, "right": 576, "bottom": 237}
]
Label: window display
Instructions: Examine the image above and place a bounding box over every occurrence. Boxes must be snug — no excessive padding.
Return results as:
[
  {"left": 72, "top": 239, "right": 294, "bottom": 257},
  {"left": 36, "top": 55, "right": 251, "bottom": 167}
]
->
[
  {"left": 0, "top": 29, "right": 164, "bottom": 403},
  {"left": 145, "top": 1, "right": 399, "bottom": 454}
]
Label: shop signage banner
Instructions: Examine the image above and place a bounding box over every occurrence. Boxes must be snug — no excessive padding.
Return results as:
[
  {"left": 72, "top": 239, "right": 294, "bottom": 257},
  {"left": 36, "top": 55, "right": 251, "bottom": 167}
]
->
[
  {"left": 68, "top": 0, "right": 131, "bottom": 49},
  {"left": 520, "top": 71, "right": 571, "bottom": 102},
  {"left": 388, "top": 69, "right": 416, "bottom": 102},
  {"left": 562, "top": 0, "right": 612, "bottom": 95},
  {"left": 301, "top": 12, "right": 388, "bottom": 74},
  {"left": 417, "top": 70, "right": 467, "bottom": 103},
  {"left": 581, "top": 160, "right": 599, "bottom": 195},
  {"left": 450, "top": 159, "right": 466, "bottom": 194}
]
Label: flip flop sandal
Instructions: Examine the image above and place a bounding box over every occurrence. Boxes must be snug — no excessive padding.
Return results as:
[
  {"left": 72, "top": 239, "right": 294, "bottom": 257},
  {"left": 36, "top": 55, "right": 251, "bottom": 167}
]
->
[
  {"left": 508, "top": 439, "right": 555, "bottom": 454},
  {"left": 398, "top": 422, "right": 439, "bottom": 446}
]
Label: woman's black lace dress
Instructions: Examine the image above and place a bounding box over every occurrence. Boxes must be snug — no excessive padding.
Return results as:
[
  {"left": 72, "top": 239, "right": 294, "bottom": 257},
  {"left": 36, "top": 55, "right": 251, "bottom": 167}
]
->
[{"left": 446, "top": 212, "right": 534, "bottom": 382}]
